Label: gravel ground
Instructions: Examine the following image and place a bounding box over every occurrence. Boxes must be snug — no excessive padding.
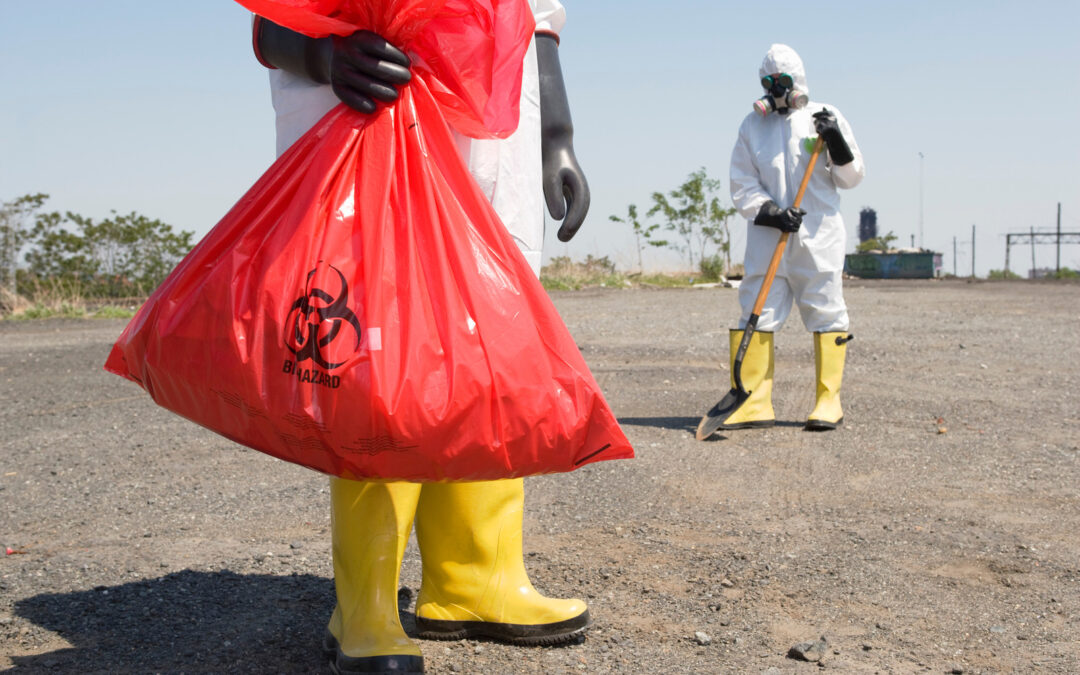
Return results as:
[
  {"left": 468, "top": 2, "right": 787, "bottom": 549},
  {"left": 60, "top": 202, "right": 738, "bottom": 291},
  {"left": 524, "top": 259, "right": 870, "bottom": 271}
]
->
[{"left": 2, "top": 279, "right": 1078, "bottom": 673}]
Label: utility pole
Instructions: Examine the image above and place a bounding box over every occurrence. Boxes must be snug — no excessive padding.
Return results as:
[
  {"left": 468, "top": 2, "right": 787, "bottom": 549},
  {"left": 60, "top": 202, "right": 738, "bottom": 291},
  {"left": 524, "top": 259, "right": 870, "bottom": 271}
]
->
[
  {"left": 1005, "top": 234, "right": 1011, "bottom": 275},
  {"left": 910, "top": 234, "right": 915, "bottom": 248},
  {"left": 1057, "top": 202, "right": 1062, "bottom": 276},
  {"left": 971, "top": 224, "right": 976, "bottom": 278},
  {"left": 1031, "top": 226, "right": 1036, "bottom": 278},
  {"left": 953, "top": 236, "right": 957, "bottom": 276},
  {"left": 918, "top": 152, "right": 925, "bottom": 249}
]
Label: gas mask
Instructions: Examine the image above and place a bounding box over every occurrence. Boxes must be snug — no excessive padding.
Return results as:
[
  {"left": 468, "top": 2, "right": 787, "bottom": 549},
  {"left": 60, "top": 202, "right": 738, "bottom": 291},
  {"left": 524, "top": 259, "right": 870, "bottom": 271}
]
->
[{"left": 753, "top": 72, "right": 808, "bottom": 116}]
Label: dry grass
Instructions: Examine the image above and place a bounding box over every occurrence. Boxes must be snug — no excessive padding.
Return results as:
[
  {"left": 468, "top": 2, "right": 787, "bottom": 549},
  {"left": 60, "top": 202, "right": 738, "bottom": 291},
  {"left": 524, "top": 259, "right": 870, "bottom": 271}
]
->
[{"left": 0, "top": 283, "right": 138, "bottom": 321}]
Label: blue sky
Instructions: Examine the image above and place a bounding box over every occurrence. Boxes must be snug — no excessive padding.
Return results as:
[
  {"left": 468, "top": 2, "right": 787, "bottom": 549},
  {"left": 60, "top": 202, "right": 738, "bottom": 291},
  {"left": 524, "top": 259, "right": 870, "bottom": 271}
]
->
[{"left": 3, "top": 1, "right": 1079, "bottom": 276}]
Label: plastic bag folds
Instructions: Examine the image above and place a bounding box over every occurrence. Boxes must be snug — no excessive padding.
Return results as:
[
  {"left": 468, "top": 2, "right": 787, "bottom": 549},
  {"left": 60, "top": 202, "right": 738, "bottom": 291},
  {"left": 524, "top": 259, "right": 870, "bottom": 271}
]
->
[{"left": 104, "top": 0, "right": 633, "bottom": 481}]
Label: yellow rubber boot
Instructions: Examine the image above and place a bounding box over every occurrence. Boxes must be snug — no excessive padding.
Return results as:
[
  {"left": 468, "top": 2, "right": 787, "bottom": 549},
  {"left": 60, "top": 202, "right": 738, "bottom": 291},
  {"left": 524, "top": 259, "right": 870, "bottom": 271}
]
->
[
  {"left": 324, "top": 478, "right": 425, "bottom": 674},
  {"left": 719, "top": 329, "right": 775, "bottom": 429},
  {"left": 806, "top": 331, "right": 851, "bottom": 430},
  {"left": 413, "top": 478, "right": 590, "bottom": 645}
]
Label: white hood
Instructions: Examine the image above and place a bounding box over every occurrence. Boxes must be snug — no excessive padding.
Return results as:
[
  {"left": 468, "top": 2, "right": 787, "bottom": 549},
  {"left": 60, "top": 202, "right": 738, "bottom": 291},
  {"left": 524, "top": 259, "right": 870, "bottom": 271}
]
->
[{"left": 758, "top": 43, "right": 809, "bottom": 98}]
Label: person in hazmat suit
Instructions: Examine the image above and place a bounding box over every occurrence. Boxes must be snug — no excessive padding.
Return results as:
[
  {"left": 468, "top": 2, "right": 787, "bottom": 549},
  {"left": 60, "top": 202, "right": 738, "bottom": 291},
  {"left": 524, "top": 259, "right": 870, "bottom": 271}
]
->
[
  {"left": 252, "top": 3, "right": 591, "bottom": 673},
  {"left": 725, "top": 43, "right": 864, "bottom": 431}
]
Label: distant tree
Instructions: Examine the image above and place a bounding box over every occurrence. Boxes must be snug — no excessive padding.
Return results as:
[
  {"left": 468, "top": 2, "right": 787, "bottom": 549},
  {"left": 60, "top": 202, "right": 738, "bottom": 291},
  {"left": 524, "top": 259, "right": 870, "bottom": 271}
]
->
[
  {"left": 855, "top": 230, "right": 899, "bottom": 253},
  {"left": 702, "top": 198, "right": 738, "bottom": 274},
  {"left": 26, "top": 209, "right": 193, "bottom": 295},
  {"left": 1, "top": 193, "right": 49, "bottom": 298},
  {"left": 609, "top": 203, "right": 668, "bottom": 272},
  {"left": 647, "top": 168, "right": 735, "bottom": 272},
  {"left": 5, "top": 194, "right": 195, "bottom": 300}
]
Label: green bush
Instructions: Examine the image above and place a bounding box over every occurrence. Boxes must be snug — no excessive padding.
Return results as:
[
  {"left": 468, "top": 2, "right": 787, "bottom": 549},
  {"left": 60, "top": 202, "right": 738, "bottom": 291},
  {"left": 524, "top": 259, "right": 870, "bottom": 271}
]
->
[
  {"left": 697, "top": 255, "right": 726, "bottom": 282},
  {"left": 988, "top": 269, "right": 1021, "bottom": 280},
  {"left": 856, "top": 231, "right": 898, "bottom": 253}
]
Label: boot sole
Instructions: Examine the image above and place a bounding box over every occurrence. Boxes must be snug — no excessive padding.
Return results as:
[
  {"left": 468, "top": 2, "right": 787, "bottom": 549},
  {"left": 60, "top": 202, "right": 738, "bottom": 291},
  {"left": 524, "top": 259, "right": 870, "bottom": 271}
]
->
[
  {"left": 415, "top": 609, "right": 591, "bottom": 646},
  {"left": 717, "top": 419, "right": 775, "bottom": 431},
  {"left": 323, "top": 632, "right": 425, "bottom": 674},
  {"left": 805, "top": 417, "right": 843, "bottom": 431}
]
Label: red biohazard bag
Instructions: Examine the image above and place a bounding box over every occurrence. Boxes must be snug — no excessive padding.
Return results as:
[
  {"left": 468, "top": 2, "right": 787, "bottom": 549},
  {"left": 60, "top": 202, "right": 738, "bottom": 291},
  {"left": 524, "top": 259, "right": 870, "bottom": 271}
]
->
[{"left": 104, "top": 0, "right": 633, "bottom": 482}]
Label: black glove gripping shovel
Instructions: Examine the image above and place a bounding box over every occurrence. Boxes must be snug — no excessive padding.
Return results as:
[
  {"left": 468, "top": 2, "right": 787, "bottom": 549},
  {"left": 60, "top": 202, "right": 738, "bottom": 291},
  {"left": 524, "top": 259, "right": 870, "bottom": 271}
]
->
[{"left": 695, "top": 136, "right": 825, "bottom": 441}]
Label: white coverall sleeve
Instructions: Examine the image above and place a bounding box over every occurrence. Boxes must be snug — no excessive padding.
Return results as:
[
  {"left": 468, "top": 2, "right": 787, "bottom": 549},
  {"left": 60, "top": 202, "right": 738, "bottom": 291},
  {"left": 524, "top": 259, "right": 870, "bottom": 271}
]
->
[
  {"left": 730, "top": 120, "right": 772, "bottom": 221},
  {"left": 825, "top": 106, "right": 865, "bottom": 190},
  {"left": 532, "top": 0, "right": 566, "bottom": 33}
]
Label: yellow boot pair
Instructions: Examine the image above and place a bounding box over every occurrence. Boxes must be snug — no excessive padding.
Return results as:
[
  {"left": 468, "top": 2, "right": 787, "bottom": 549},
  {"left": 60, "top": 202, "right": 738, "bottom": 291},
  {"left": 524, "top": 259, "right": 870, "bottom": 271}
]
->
[
  {"left": 718, "top": 329, "right": 850, "bottom": 430},
  {"left": 325, "top": 478, "right": 589, "bottom": 674}
]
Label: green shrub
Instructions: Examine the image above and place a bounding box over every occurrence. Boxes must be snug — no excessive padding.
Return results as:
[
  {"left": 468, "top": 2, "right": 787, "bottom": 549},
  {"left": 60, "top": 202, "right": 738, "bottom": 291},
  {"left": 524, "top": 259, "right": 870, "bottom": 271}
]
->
[{"left": 697, "top": 255, "right": 726, "bottom": 282}]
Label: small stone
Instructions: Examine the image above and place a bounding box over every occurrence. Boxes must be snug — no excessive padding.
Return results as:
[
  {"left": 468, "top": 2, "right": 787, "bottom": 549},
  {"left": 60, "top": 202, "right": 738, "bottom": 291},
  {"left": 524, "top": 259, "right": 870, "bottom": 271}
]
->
[
  {"left": 720, "top": 578, "right": 734, "bottom": 588},
  {"left": 788, "top": 637, "right": 828, "bottom": 662},
  {"left": 694, "top": 631, "right": 711, "bottom": 646},
  {"left": 290, "top": 542, "right": 303, "bottom": 549},
  {"left": 990, "top": 626, "right": 1006, "bottom": 634}
]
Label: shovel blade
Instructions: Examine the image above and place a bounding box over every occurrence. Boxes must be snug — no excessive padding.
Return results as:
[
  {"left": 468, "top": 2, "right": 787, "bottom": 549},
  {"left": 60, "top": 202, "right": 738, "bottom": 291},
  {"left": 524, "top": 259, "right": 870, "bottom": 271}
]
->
[{"left": 695, "top": 387, "right": 750, "bottom": 440}]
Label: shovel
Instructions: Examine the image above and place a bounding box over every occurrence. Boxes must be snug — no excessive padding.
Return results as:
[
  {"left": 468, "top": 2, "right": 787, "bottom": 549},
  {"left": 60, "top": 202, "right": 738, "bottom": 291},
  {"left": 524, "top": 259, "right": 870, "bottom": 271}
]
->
[{"left": 695, "top": 136, "right": 825, "bottom": 441}]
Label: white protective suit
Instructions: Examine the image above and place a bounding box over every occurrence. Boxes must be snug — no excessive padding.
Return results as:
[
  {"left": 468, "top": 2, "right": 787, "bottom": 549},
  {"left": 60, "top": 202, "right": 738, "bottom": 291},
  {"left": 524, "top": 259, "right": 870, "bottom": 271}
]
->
[
  {"left": 268, "top": 0, "right": 566, "bottom": 276},
  {"left": 730, "top": 44, "right": 864, "bottom": 333}
]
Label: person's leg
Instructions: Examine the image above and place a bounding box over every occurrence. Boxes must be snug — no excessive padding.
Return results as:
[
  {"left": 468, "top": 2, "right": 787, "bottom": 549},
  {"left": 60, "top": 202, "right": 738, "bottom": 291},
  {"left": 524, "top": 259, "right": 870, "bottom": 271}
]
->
[
  {"left": 789, "top": 221, "right": 851, "bottom": 430},
  {"left": 738, "top": 225, "right": 795, "bottom": 334},
  {"left": 717, "top": 329, "right": 775, "bottom": 429},
  {"left": 413, "top": 478, "right": 590, "bottom": 644},
  {"left": 326, "top": 478, "right": 424, "bottom": 674},
  {"left": 806, "top": 331, "right": 851, "bottom": 429},
  {"left": 724, "top": 229, "right": 793, "bottom": 429}
]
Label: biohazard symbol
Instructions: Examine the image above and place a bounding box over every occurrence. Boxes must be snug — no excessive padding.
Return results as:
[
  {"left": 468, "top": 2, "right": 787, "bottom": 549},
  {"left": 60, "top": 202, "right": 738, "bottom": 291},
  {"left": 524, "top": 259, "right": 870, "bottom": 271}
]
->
[{"left": 284, "top": 263, "right": 362, "bottom": 370}]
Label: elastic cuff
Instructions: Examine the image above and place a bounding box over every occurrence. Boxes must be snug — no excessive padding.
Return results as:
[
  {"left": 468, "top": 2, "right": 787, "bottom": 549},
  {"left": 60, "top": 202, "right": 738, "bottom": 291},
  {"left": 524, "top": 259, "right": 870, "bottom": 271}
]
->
[
  {"left": 535, "top": 29, "right": 560, "bottom": 46},
  {"left": 251, "top": 16, "right": 277, "bottom": 70}
]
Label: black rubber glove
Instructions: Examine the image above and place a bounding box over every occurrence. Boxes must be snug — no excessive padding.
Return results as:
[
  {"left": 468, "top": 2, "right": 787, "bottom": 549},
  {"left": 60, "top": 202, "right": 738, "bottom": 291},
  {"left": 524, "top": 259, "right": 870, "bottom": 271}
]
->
[
  {"left": 536, "top": 33, "right": 590, "bottom": 242},
  {"left": 812, "top": 108, "right": 855, "bottom": 166},
  {"left": 754, "top": 200, "right": 805, "bottom": 233},
  {"left": 254, "top": 18, "right": 411, "bottom": 114}
]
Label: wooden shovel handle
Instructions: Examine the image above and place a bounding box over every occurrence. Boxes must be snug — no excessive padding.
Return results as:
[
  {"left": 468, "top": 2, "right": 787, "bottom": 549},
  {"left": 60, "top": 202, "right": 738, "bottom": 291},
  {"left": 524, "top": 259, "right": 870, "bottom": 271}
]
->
[{"left": 750, "top": 136, "right": 826, "bottom": 317}]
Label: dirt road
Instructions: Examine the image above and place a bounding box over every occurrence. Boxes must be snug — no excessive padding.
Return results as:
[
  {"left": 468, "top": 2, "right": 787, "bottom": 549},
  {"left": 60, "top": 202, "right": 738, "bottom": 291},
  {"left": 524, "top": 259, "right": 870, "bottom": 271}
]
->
[{"left": 2, "top": 280, "right": 1078, "bottom": 673}]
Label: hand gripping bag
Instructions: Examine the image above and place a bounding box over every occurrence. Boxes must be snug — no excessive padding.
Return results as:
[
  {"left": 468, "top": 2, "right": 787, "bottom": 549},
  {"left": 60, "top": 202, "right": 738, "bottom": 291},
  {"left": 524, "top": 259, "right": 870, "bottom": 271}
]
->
[{"left": 104, "top": 0, "right": 633, "bottom": 481}]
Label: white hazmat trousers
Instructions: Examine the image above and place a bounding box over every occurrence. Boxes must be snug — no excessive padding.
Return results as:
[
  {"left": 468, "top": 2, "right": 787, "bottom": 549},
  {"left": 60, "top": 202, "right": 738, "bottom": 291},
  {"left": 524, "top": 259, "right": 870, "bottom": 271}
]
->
[
  {"left": 730, "top": 44, "right": 864, "bottom": 333},
  {"left": 266, "top": 0, "right": 565, "bottom": 277}
]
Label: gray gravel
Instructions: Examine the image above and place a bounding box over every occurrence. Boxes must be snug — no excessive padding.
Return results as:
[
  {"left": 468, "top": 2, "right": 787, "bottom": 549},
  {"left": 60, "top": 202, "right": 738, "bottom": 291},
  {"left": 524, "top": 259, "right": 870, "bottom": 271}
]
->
[{"left": 2, "top": 279, "right": 1079, "bottom": 673}]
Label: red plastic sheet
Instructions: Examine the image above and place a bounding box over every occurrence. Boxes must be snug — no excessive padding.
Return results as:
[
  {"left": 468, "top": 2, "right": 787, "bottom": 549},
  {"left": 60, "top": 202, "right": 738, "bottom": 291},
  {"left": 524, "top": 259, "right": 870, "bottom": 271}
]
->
[{"left": 104, "top": 0, "right": 633, "bottom": 481}]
